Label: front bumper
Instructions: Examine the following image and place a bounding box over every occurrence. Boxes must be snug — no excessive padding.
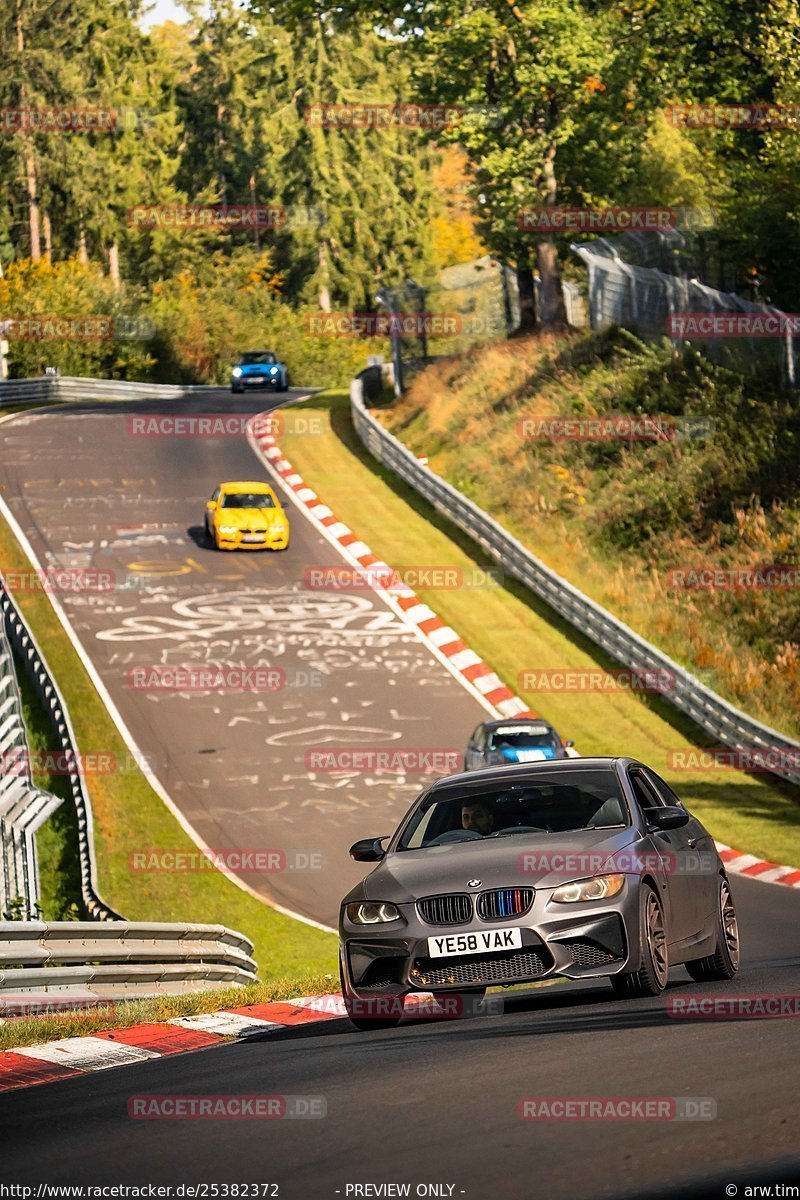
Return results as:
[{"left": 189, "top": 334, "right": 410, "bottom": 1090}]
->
[
  {"left": 341, "top": 886, "right": 637, "bottom": 996},
  {"left": 232, "top": 376, "right": 284, "bottom": 390},
  {"left": 215, "top": 529, "right": 289, "bottom": 551}
]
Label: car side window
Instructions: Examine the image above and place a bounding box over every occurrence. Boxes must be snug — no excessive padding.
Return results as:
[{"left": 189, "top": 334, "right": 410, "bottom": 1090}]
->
[
  {"left": 643, "top": 768, "right": 684, "bottom": 809},
  {"left": 211, "top": 487, "right": 220, "bottom": 503},
  {"left": 628, "top": 769, "right": 664, "bottom": 818}
]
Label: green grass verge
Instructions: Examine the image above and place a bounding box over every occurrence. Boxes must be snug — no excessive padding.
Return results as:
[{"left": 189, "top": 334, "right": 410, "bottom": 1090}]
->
[
  {"left": 0, "top": 515, "right": 337, "bottom": 980},
  {"left": 0, "top": 975, "right": 336, "bottom": 1051},
  {"left": 279, "top": 390, "right": 800, "bottom": 869}
]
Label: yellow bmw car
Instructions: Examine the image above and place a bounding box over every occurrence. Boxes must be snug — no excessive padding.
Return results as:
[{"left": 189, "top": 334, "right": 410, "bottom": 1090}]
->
[{"left": 204, "top": 481, "right": 290, "bottom": 550}]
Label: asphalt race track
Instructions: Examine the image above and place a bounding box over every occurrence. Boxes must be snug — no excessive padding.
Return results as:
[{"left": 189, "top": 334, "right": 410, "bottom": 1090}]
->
[
  {"left": 1, "top": 392, "right": 799, "bottom": 1195},
  {"left": 0, "top": 391, "right": 484, "bottom": 926},
  {"left": 0, "top": 874, "right": 799, "bottom": 1196}
]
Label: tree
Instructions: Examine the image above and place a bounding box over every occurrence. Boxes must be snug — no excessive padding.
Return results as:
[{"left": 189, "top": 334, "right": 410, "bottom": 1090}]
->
[{"left": 320, "top": 0, "right": 615, "bottom": 329}]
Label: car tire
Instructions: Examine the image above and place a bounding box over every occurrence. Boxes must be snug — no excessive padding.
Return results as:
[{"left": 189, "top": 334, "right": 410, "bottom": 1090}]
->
[
  {"left": 340, "top": 962, "right": 403, "bottom": 1032},
  {"left": 610, "top": 883, "right": 669, "bottom": 999},
  {"left": 685, "top": 876, "right": 739, "bottom": 982},
  {"left": 231, "top": 385, "right": 243, "bottom": 394}
]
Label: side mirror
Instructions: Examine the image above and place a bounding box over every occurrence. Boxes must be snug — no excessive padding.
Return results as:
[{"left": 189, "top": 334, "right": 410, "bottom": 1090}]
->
[
  {"left": 647, "top": 806, "right": 690, "bottom": 831},
  {"left": 349, "top": 837, "right": 387, "bottom": 863},
  {"left": 564, "top": 740, "right": 575, "bottom": 748}
]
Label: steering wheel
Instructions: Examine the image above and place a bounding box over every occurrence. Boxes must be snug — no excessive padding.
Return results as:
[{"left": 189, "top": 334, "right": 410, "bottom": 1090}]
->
[
  {"left": 489, "top": 824, "right": 551, "bottom": 837},
  {"left": 426, "top": 829, "right": 484, "bottom": 845}
]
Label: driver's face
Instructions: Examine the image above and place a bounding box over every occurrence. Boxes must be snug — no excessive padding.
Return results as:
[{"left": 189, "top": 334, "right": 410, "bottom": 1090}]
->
[{"left": 462, "top": 802, "right": 493, "bottom": 835}]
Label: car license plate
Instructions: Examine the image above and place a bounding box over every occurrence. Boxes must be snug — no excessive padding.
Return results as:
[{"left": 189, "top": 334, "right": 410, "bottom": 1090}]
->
[
  {"left": 241, "top": 534, "right": 264, "bottom": 543},
  {"left": 427, "top": 927, "right": 523, "bottom": 958},
  {"left": 250, "top": 375, "right": 264, "bottom": 383}
]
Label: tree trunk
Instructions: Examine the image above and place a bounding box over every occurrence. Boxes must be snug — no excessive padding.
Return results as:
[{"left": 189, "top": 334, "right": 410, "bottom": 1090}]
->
[
  {"left": 249, "top": 173, "right": 260, "bottom": 248},
  {"left": 108, "top": 241, "right": 121, "bottom": 287},
  {"left": 537, "top": 140, "right": 566, "bottom": 327},
  {"left": 537, "top": 238, "right": 566, "bottom": 327},
  {"left": 24, "top": 149, "right": 41, "bottom": 261},
  {"left": 78, "top": 225, "right": 89, "bottom": 264},
  {"left": 43, "top": 212, "right": 52, "bottom": 261},
  {"left": 216, "top": 103, "right": 227, "bottom": 206},
  {"left": 516, "top": 261, "right": 538, "bottom": 333},
  {"left": 318, "top": 241, "right": 331, "bottom": 312},
  {"left": 16, "top": 0, "right": 41, "bottom": 262}
]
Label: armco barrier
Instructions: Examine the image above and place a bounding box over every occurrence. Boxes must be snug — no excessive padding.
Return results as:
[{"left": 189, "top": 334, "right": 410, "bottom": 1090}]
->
[
  {"left": 0, "top": 920, "right": 257, "bottom": 998},
  {"left": 350, "top": 375, "right": 800, "bottom": 788},
  {"left": 0, "top": 617, "right": 62, "bottom": 918},
  {"left": 1, "top": 574, "right": 121, "bottom": 920},
  {"left": 0, "top": 377, "right": 216, "bottom": 405}
]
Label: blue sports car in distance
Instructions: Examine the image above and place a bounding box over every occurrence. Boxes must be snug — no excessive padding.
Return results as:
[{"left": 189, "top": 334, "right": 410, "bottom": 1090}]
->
[
  {"left": 464, "top": 718, "right": 575, "bottom": 770},
  {"left": 231, "top": 350, "right": 290, "bottom": 393}
]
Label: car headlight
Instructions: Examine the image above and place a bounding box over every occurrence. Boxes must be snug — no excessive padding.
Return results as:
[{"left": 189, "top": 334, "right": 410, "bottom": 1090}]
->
[
  {"left": 346, "top": 901, "right": 401, "bottom": 924},
  {"left": 219, "top": 525, "right": 238, "bottom": 536},
  {"left": 232, "top": 367, "right": 242, "bottom": 378},
  {"left": 270, "top": 366, "right": 279, "bottom": 375},
  {"left": 551, "top": 874, "right": 625, "bottom": 904}
]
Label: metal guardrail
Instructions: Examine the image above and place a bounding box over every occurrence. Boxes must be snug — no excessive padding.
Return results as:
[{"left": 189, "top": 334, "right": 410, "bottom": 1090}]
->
[
  {"left": 0, "top": 618, "right": 62, "bottom": 918},
  {"left": 0, "top": 920, "right": 257, "bottom": 997},
  {"left": 0, "top": 377, "right": 217, "bottom": 406},
  {"left": 0, "top": 585, "right": 260, "bottom": 989},
  {"left": 0, "top": 376, "right": 315, "bottom": 407},
  {"left": 1, "top": 575, "right": 121, "bottom": 920},
  {"left": 350, "top": 376, "right": 800, "bottom": 788}
]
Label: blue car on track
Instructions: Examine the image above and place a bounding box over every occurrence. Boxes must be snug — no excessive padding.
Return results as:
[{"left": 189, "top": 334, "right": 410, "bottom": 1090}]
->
[
  {"left": 464, "top": 718, "right": 575, "bottom": 770},
  {"left": 231, "top": 350, "right": 290, "bottom": 393}
]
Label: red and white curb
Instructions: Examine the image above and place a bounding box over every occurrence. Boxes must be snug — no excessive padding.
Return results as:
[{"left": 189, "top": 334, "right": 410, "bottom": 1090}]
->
[
  {"left": 0, "top": 993, "right": 442, "bottom": 1093},
  {"left": 715, "top": 843, "right": 800, "bottom": 887},
  {"left": 247, "top": 410, "right": 800, "bottom": 893},
  {"left": 248, "top": 413, "right": 533, "bottom": 724}
]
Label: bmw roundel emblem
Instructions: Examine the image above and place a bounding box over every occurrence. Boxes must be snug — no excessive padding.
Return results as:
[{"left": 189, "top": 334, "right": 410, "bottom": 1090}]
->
[{"left": 468, "top": 879, "right": 481, "bottom": 887}]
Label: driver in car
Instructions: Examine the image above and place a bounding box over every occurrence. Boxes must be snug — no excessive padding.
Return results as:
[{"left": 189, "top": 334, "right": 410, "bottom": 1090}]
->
[{"left": 461, "top": 800, "right": 495, "bottom": 836}]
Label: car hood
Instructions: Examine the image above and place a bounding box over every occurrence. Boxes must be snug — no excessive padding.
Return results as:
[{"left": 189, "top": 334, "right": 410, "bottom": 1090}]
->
[
  {"left": 238, "top": 363, "right": 281, "bottom": 374},
  {"left": 358, "top": 826, "right": 639, "bottom": 903},
  {"left": 215, "top": 508, "right": 285, "bottom": 530}
]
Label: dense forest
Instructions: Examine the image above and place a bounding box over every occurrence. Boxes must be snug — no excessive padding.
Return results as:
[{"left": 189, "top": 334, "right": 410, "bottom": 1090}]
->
[{"left": 2, "top": 0, "right": 799, "bottom": 381}]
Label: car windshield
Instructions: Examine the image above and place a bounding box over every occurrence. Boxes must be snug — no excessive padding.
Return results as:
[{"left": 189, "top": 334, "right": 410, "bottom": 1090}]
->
[
  {"left": 488, "top": 725, "right": 561, "bottom": 751},
  {"left": 397, "top": 770, "right": 628, "bottom": 851},
  {"left": 220, "top": 492, "right": 276, "bottom": 509},
  {"left": 239, "top": 352, "right": 277, "bottom": 365}
]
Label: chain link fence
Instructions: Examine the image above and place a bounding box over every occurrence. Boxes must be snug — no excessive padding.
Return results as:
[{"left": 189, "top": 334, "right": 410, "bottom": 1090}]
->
[{"left": 573, "top": 236, "right": 796, "bottom": 386}]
